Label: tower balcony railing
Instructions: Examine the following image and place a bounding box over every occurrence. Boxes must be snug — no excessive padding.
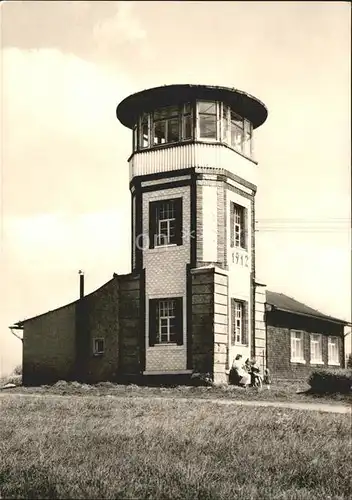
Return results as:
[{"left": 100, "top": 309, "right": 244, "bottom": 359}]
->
[{"left": 129, "top": 142, "right": 258, "bottom": 186}]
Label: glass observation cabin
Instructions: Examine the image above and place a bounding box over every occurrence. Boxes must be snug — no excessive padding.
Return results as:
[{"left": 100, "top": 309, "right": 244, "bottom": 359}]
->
[{"left": 116, "top": 84, "right": 268, "bottom": 162}]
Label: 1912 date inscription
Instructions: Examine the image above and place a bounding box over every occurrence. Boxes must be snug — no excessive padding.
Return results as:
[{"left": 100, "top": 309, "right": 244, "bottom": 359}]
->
[{"left": 232, "top": 252, "right": 249, "bottom": 267}]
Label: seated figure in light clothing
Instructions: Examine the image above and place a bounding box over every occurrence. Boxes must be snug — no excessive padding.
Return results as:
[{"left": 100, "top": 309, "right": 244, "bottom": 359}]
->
[{"left": 230, "top": 354, "right": 251, "bottom": 386}]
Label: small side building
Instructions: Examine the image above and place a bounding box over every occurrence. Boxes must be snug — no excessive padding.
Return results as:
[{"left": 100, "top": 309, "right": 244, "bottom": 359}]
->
[
  {"left": 14, "top": 272, "right": 144, "bottom": 386},
  {"left": 266, "top": 291, "right": 348, "bottom": 380}
]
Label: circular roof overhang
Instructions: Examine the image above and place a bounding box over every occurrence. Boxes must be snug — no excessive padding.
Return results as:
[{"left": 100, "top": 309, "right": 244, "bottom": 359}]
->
[{"left": 116, "top": 84, "right": 268, "bottom": 130}]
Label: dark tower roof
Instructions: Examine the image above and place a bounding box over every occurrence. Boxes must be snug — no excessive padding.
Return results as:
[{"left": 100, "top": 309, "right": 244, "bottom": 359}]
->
[{"left": 116, "top": 84, "right": 268, "bottom": 130}]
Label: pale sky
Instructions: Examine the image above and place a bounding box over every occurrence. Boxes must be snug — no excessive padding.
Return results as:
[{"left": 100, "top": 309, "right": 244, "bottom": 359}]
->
[{"left": 1, "top": 1, "right": 351, "bottom": 375}]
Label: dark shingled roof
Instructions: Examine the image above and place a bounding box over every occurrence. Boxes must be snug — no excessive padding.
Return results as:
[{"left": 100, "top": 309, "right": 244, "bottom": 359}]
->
[
  {"left": 116, "top": 84, "right": 268, "bottom": 130},
  {"left": 266, "top": 290, "right": 349, "bottom": 325}
]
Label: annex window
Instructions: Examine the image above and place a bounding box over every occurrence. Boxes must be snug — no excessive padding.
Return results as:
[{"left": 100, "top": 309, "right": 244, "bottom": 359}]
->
[
  {"left": 198, "top": 101, "right": 217, "bottom": 139},
  {"left": 328, "top": 336, "right": 339, "bottom": 365},
  {"left": 230, "top": 202, "right": 246, "bottom": 249},
  {"left": 290, "top": 330, "right": 305, "bottom": 363},
  {"left": 93, "top": 338, "right": 104, "bottom": 356},
  {"left": 149, "top": 297, "right": 183, "bottom": 346},
  {"left": 310, "top": 333, "right": 323, "bottom": 364},
  {"left": 149, "top": 198, "right": 183, "bottom": 248},
  {"left": 231, "top": 299, "right": 247, "bottom": 345}
]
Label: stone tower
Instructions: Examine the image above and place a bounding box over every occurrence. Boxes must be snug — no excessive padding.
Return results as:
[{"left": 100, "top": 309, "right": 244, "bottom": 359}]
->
[{"left": 116, "top": 84, "right": 268, "bottom": 383}]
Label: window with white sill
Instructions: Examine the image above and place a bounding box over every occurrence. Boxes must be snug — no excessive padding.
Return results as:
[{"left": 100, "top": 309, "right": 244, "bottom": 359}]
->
[
  {"left": 149, "top": 198, "right": 183, "bottom": 248},
  {"left": 310, "top": 333, "right": 323, "bottom": 364},
  {"left": 290, "top": 330, "right": 305, "bottom": 363},
  {"left": 328, "top": 336, "right": 339, "bottom": 365},
  {"left": 231, "top": 299, "right": 248, "bottom": 345},
  {"left": 149, "top": 297, "right": 183, "bottom": 346},
  {"left": 230, "top": 202, "right": 247, "bottom": 250}
]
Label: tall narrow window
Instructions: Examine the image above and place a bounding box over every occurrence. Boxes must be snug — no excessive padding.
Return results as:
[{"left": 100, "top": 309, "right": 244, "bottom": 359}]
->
[
  {"left": 221, "top": 104, "right": 230, "bottom": 143},
  {"left": 182, "top": 103, "right": 193, "bottom": 140},
  {"left": 231, "top": 300, "right": 247, "bottom": 345},
  {"left": 149, "top": 198, "right": 183, "bottom": 248},
  {"left": 133, "top": 124, "right": 138, "bottom": 151},
  {"left": 328, "top": 336, "right": 339, "bottom": 365},
  {"left": 243, "top": 119, "right": 252, "bottom": 157},
  {"left": 310, "top": 333, "right": 323, "bottom": 364},
  {"left": 153, "top": 106, "right": 180, "bottom": 145},
  {"left": 230, "top": 111, "right": 244, "bottom": 152},
  {"left": 149, "top": 297, "right": 183, "bottom": 345},
  {"left": 140, "top": 113, "right": 149, "bottom": 148},
  {"left": 290, "top": 330, "right": 304, "bottom": 362},
  {"left": 198, "top": 101, "right": 217, "bottom": 139},
  {"left": 230, "top": 202, "right": 246, "bottom": 249}
]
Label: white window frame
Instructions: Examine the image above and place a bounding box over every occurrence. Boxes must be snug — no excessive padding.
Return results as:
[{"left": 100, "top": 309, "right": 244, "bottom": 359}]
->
[
  {"left": 234, "top": 205, "right": 244, "bottom": 248},
  {"left": 155, "top": 200, "right": 176, "bottom": 247},
  {"left": 152, "top": 106, "right": 181, "bottom": 146},
  {"left": 158, "top": 299, "right": 176, "bottom": 344},
  {"left": 196, "top": 100, "right": 218, "bottom": 141},
  {"left": 290, "top": 330, "right": 305, "bottom": 363},
  {"left": 310, "top": 333, "right": 323, "bottom": 364},
  {"left": 232, "top": 300, "right": 247, "bottom": 345},
  {"left": 134, "top": 101, "right": 253, "bottom": 158},
  {"left": 93, "top": 337, "right": 105, "bottom": 356},
  {"left": 328, "top": 336, "right": 340, "bottom": 365},
  {"left": 139, "top": 113, "right": 150, "bottom": 149},
  {"left": 181, "top": 103, "right": 193, "bottom": 141}
]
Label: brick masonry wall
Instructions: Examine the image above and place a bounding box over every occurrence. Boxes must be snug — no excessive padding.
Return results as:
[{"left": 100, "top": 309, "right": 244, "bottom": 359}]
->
[
  {"left": 22, "top": 302, "right": 76, "bottom": 385},
  {"left": 254, "top": 285, "right": 266, "bottom": 372},
  {"left": 266, "top": 310, "right": 345, "bottom": 379},
  {"left": 143, "top": 185, "right": 190, "bottom": 372}
]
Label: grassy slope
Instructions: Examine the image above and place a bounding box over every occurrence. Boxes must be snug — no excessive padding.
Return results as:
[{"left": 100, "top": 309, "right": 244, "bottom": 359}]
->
[{"left": 1, "top": 395, "right": 351, "bottom": 499}]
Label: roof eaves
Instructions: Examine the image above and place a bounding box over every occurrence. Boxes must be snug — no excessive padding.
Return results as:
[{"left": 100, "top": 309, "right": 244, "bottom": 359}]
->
[{"left": 268, "top": 304, "right": 348, "bottom": 325}]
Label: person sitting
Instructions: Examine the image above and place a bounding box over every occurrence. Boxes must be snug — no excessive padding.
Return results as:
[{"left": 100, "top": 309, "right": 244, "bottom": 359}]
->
[{"left": 230, "top": 354, "right": 251, "bottom": 387}]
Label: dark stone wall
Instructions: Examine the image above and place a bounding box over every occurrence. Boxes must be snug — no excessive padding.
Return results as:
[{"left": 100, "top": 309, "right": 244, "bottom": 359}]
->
[
  {"left": 82, "top": 277, "right": 120, "bottom": 383},
  {"left": 22, "top": 302, "right": 76, "bottom": 386},
  {"left": 190, "top": 269, "right": 214, "bottom": 374},
  {"left": 118, "top": 271, "right": 144, "bottom": 376},
  {"left": 22, "top": 272, "right": 144, "bottom": 385}
]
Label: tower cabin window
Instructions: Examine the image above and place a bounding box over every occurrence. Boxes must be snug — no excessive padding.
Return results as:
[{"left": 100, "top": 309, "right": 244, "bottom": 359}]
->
[
  {"left": 139, "top": 113, "right": 149, "bottom": 149},
  {"left": 132, "top": 101, "right": 253, "bottom": 159},
  {"left": 153, "top": 106, "right": 179, "bottom": 145},
  {"left": 198, "top": 101, "right": 217, "bottom": 139}
]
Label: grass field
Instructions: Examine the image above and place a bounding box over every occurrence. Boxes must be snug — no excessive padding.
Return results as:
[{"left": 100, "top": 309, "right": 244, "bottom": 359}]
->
[
  {"left": 1, "top": 394, "right": 351, "bottom": 499},
  {"left": 2, "top": 379, "right": 351, "bottom": 406}
]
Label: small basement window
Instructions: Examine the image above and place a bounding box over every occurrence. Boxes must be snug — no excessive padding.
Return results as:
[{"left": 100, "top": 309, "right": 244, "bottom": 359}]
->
[{"left": 93, "top": 338, "right": 105, "bottom": 356}]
